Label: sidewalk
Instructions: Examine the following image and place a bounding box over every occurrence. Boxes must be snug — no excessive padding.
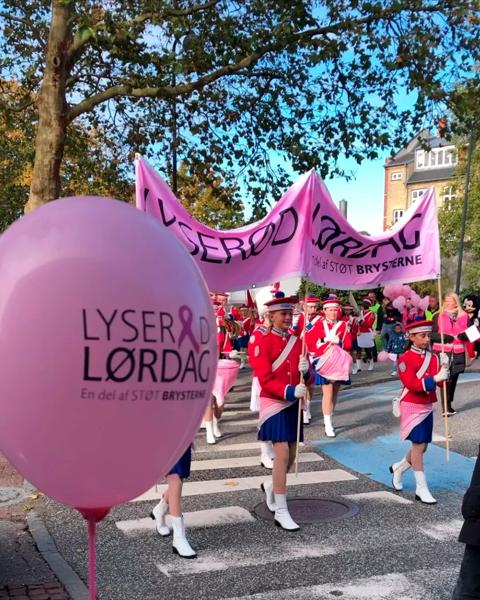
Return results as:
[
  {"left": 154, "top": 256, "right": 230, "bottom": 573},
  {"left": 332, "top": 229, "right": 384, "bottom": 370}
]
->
[{"left": 0, "top": 456, "right": 71, "bottom": 600}]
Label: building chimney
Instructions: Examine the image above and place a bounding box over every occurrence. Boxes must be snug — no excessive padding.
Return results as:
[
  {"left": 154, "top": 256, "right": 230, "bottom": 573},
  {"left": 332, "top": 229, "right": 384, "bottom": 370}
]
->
[{"left": 437, "top": 117, "right": 448, "bottom": 139}]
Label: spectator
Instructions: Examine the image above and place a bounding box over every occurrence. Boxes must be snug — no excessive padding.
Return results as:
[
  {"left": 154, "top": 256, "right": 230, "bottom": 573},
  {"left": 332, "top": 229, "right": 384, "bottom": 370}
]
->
[
  {"left": 386, "top": 322, "right": 406, "bottom": 376},
  {"left": 381, "top": 299, "right": 403, "bottom": 349}
]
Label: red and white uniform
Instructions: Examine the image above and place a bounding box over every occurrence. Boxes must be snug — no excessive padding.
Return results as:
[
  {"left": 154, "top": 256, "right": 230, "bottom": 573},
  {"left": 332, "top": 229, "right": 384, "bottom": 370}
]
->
[
  {"left": 248, "top": 324, "right": 269, "bottom": 412},
  {"left": 358, "top": 309, "right": 376, "bottom": 333},
  {"left": 239, "top": 315, "right": 256, "bottom": 338},
  {"left": 255, "top": 330, "right": 304, "bottom": 401},
  {"left": 398, "top": 347, "right": 441, "bottom": 405},
  {"left": 343, "top": 315, "right": 359, "bottom": 352},
  {"left": 215, "top": 305, "right": 233, "bottom": 356},
  {"left": 312, "top": 318, "right": 348, "bottom": 358}
]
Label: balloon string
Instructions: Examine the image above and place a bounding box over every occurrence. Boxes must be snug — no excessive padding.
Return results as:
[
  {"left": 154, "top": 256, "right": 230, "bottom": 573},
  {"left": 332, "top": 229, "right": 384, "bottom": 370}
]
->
[{"left": 88, "top": 517, "right": 97, "bottom": 600}]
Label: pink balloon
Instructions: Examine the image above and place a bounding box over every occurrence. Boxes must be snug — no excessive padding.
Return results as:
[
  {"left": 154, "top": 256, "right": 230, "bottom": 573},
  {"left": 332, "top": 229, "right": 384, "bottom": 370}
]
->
[
  {"left": 392, "top": 296, "right": 406, "bottom": 311},
  {"left": 419, "top": 296, "right": 430, "bottom": 311},
  {"left": 401, "top": 285, "right": 412, "bottom": 298},
  {"left": 378, "top": 350, "right": 390, "bottom": 362},
  {"left": 0, "top": 197, "right": 217, "bottom": 510},
  {"left": 410, "top": 292, "right": 420, "bottom": 307}
]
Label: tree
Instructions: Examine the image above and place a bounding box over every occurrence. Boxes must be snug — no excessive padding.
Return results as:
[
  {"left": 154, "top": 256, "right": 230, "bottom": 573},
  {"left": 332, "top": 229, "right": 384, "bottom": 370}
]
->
[
  {"left": 176, "top": 163, "right": 244, "bottom": 229},
  {"left": 0, "top": 81, "right": 133, "bottom": 231},
  {"left": 1, "top": 1, "right": 479, "bottom": 217}
]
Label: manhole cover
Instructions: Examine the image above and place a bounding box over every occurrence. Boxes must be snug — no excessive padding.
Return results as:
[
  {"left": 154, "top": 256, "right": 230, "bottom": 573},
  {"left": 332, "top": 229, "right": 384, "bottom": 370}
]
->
[{"left": 253, "top": 496, "right": 360, "bottom": 523}]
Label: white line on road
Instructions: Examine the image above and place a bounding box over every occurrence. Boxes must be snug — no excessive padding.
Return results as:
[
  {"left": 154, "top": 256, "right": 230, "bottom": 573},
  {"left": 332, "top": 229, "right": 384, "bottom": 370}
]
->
[
  {"left": 116, "top": 506, "right": 254, "bottom": 534},
  {"left": 194, "top": 442, "right": 305, "bottom": 454},
  {"left": 133, "top": 469, "right": 357, "bottom": 502},
  {"left": 420, "top": 519, "right": 463, "bottom": 541},
  {"left": 191, "top": 452, "right": 322, "bottom": 471},
  {"left": 156, "top": 542, "right": 337, "bottom": 577},
  {"left": 343, "top": 491, "right": 413, "bottom": 504}
]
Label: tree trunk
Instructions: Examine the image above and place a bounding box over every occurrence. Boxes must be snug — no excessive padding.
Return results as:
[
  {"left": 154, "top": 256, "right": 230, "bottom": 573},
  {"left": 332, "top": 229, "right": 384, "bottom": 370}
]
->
[{"left": 25, "top": 1, "right": 72, "bottom": 213}]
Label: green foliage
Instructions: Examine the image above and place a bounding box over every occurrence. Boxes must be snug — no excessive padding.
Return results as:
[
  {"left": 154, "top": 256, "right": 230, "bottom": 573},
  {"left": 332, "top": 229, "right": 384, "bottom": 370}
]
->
[
  {"left": 176, "top": 163, "right": 244, "bottom": 229},
  {"left": 1, "top": 0, "right": 480, "bottom": 210}
]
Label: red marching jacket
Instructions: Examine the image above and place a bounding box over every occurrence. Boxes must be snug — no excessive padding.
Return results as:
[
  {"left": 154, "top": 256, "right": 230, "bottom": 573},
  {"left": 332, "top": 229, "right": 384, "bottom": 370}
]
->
[{"left": 397, "top": 347, "right": 442, "bottom": 405}]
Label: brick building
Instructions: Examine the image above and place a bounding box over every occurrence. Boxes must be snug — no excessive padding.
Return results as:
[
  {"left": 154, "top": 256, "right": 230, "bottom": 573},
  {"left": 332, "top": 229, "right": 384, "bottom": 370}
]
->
[{"left": 383, "top": 129, "right": 458, "bottom": 230}]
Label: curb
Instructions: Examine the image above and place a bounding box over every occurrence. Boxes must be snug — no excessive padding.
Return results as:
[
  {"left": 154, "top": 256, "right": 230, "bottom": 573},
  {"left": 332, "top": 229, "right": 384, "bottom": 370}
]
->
[{"left": 27, "top": 511, "right": 89, "bottom": 600}]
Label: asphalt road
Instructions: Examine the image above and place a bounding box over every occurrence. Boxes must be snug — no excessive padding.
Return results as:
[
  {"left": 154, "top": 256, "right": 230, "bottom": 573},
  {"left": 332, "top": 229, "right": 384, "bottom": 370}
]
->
[{"left": 39, "top": 368, "right": 480, "bottom": 600}]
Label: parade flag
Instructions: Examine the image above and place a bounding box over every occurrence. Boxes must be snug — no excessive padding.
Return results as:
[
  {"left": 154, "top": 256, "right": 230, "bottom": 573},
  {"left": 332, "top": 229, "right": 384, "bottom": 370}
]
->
[
  {"left": 308, "top": 174, "right": 440, "bottom": 290},
  {"left": 135, "top": 158, "right": 440, "bottom": 291},
  {"left": 136, "top": 157, "right": 312, "bottom": 291}
]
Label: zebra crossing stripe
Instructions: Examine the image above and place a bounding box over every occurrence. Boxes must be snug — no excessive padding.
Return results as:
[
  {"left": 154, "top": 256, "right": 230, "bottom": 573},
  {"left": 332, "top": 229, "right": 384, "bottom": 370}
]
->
[
  {"left": 343, "top": 491, "right": 412, "bottom": 504},
  {"left": 156, "top": 541, "right": 337, "bottom": 577},
  {"left": 194, "top": 441, "right": 305, "bottom": 453},
  {"left": 116, "top": 506, "right": 254, "bottom": 534},
  {"left": 191, "top": 452, "right": 322, "bottom": 471},
  {"left": 132, "top": 469, "right": 357, "bottom": 502},
  {"left": 419, "top": 519, "right": 463, "bottom": 541}
]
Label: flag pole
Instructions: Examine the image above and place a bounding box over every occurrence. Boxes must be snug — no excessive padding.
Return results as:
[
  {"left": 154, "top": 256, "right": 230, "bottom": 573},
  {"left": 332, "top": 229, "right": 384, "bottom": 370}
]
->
[
  {"left": 436, "top": 276, "right": 450, "bottom": 461},
  {"left": 295, "top": 278, "right": 309, "bottom": 476}
]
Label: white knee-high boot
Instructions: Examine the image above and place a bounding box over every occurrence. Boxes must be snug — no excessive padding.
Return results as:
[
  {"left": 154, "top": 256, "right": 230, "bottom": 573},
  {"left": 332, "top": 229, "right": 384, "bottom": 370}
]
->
[
  {"left": 389, "top": 457, "right": 411, "bottom": 491},
  {"left": 274, "top": 494, "right": 300, "bottom": 531},
  {"left": 260, "top": 442, "right": 274, "bottom": 469},
  {"left": 324, "top": 414, "right": 335, "bottom": 438},
  {"left": 150, "top": 497, "right": 170, "bottom": 536},
  {"left": 213, "top": 415, "right": 222, "bottom": 438},
  {"left": 414, "top": 471, "right": 437, "bottom": 504},
  {"left": 205, "top": 420, "right": 216, "bottom": 444},
  {"left": 170, "top": 516, "right": 197, "bottom": 558},
  {"left": 260, "top": 480, "right": 276, "bottom": 512}
]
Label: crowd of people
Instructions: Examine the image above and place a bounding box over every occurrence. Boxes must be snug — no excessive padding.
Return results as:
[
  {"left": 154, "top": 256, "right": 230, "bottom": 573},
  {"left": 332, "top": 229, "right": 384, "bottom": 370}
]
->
[{"left": 149, "top": 285, "right": 480, "bottom": 559}]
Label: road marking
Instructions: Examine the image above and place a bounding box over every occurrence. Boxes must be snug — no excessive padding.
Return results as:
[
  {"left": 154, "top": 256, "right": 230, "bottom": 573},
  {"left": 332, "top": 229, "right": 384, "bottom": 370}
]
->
[
  {"left": 316, "top": 434, "right": 475, "bottom": 492},
  {"left": 133, "top": 469, "right": 357, "bottom": 502},
  {"left": 343, "top": 491, "right": 412, "bottom": 504},
  {"left": 116, "top": 506, "right": 254, "bottom": 534},
  {"left": 225, "top": 573, "right": 426, "bottom": 599},
  {"left": 420, "top": 519, "right": 463, "bottom": 541},
  {"left": 195, "top": 441, "right": 305, "bottom": 454},
  {"left": 156, "top": 541, "right": 337, "bottom": 577},
  {"left": 191, "top": 452, "right": 322, "bottom": 471}
]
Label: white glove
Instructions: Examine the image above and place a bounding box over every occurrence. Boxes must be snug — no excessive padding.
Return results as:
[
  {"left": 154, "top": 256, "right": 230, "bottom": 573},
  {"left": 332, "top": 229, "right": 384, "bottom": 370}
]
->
[
  {"left": 433, "top": 366, "right": 449, "bottom": 383},
  {"left": 298, "top": 356, "right": 309, "bottom": 374},
  {"left": 294, "top": 383, "right": 307, "bottom": 398},
  {"left": 439, "top": 352, "right": 450, "bottom": 367}
]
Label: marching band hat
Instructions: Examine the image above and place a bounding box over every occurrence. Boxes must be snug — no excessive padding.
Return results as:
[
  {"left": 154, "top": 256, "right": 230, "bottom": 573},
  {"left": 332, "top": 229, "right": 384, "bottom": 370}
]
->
[
  {"left": 343, "top": 304, "right": 353, "bottom": 310},
  {"left": 264, "top": 296, "right": 297, "bottom": 312},
  {"left": 404, "top": 319, "right": 433, "bottom": 334},
  {"left": 362, "top": 297, "right": 372, "bottom": 306},
  {"left": 322, "top": 298, "right": 341, "bottom": 309},
  {"left": 214, "top": 291, "right": 229, "bottom": 297},
  {"left": 305, "top": 295, "right": 320, "bottom": 306}
]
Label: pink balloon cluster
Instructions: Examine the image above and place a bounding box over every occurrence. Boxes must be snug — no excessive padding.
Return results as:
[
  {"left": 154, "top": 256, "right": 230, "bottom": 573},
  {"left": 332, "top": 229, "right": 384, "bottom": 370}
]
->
[{"left": 383, "top": 283, "right": 430, "bottom": 312}]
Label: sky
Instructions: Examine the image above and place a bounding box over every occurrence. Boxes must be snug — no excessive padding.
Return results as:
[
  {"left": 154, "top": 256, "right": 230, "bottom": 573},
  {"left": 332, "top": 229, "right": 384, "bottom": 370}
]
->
[{"left": 326, "top": 153, "right": 388, "bottom": 235}]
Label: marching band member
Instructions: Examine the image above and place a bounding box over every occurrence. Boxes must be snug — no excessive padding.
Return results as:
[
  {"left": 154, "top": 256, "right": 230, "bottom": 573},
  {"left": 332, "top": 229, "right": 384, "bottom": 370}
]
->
[
  {"left": 389, "top": 320, "right": 448, "bottom": 504},
  {"left": 234, "top": 304, "right": 256, "bottom": 369},
  {"left": 357, "top": 297, "right": 377, "bottom": 371},
  {"left": 313, "top": 298, "right": 349, "bottom": 438},
  {"left": 150, "top": 446, "right": 196, "bottom": 558},
  {"left": 254, "top": 296, "right": 312, "bottom": 531},
  {"left": 342, "top": 304, "right": 360, "bottom": 373},
  {"left": 248, "top": 306, "right": 275, "bottom": 469}
]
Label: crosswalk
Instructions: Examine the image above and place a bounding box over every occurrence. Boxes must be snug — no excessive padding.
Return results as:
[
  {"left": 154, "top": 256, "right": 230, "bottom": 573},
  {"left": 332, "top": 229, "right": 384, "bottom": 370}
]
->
[{"left": 102, "top": 372, "right": 466, "bottom": 600}]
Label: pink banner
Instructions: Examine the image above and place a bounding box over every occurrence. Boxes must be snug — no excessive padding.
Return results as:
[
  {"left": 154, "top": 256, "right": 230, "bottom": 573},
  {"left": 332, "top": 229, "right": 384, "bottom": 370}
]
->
[
  {"left": 309, "top": 175, "right": 440, "bottom": 290},
  {"left": 135, "top": 158, "right": 440, "bottom": 291},
  {"left": 136, "top": 158, "right": 312, "bottom": 291}
]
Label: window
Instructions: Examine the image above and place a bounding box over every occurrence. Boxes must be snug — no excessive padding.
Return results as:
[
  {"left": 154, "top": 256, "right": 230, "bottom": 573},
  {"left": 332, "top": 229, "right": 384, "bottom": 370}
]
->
[
  {"left": 392, "top": 209, "right": 403, "bottom": 224},
  {"left": 411, "top": 189, "right": 426, "bottom": 203},
  {"left": 415, "top": 146, "right": 458, "bottom": 170},
  {"left": 391, "top": 172, "right": 402, "bottom": 181},
  {"left": 442, "top": 185, "right": 456, "bottom": 210}
]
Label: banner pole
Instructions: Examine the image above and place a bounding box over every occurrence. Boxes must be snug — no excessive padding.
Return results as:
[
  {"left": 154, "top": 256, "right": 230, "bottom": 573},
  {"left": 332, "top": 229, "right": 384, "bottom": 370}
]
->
[
  {"left": 295, "top": 279, "right": 309, "bottom": 476},
  {"left": 437, "top": 276, "right": 450, "bottom": 461}
]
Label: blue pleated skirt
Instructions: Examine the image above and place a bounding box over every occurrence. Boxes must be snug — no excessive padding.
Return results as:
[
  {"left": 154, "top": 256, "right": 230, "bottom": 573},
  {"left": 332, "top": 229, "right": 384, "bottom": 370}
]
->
[
  {"left": 315, "top": 372, "right": 351, "bottom": 386},
  {"left": 168, "top": 446, "right": 192, "bottom": 479},
  {"left": 258, "top": 401, "right": 304, "bottom": 443},
  {"left": 406, "top": 412, "right": 433, "bottom": 444}
]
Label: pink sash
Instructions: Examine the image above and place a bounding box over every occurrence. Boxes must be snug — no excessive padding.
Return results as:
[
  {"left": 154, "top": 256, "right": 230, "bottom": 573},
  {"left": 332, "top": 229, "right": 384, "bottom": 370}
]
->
[
  {"left": 316, "top": 343, "right": 352, "bottom": 381},
  {"left": 212, "top": 359, "right": 240, "bottom": 406},
  {"left": 400, "top": 402, "right": 433, "bottom": 440}
]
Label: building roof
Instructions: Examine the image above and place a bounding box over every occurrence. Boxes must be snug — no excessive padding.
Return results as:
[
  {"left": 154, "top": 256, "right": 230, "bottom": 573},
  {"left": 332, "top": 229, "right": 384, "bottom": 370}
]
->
[
  {"left": 407, "top": 167, "right": 458, "bottom": 184},
  {"left": 385, "top": 129, "right": 455, "bottom": 168}
]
